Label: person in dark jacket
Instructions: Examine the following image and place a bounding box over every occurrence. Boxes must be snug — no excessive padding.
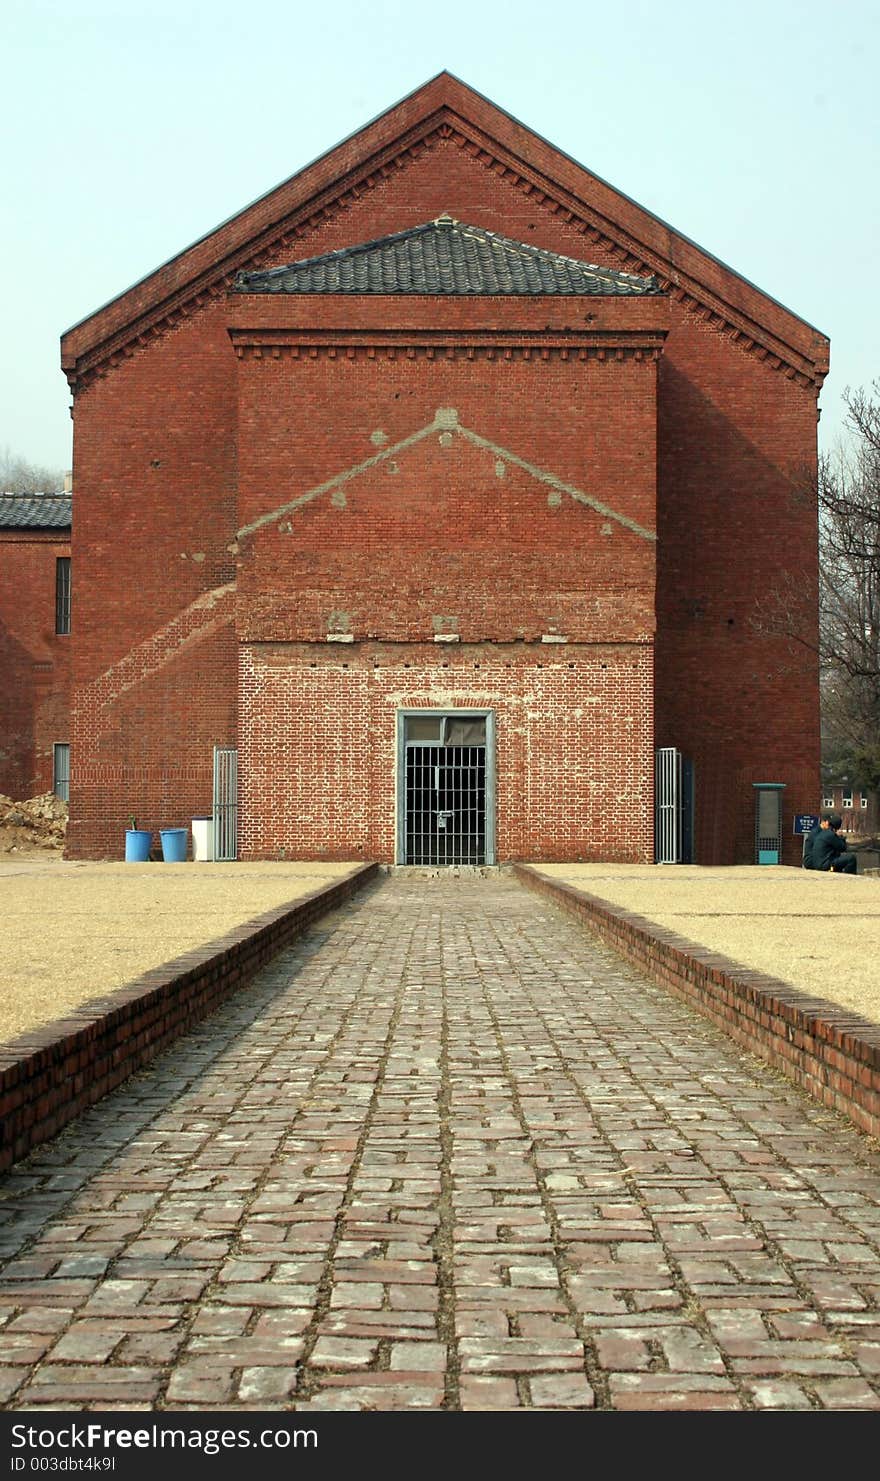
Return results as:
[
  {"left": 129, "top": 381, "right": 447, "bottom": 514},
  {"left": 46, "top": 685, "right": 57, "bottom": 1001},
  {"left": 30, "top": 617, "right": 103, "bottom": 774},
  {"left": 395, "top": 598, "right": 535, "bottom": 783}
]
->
[
  {"left": 802, "top": 814, "right": 830, "bottom": 868},
  {"left": 812, "top": 813, "right": 857, "bottom": 873}
]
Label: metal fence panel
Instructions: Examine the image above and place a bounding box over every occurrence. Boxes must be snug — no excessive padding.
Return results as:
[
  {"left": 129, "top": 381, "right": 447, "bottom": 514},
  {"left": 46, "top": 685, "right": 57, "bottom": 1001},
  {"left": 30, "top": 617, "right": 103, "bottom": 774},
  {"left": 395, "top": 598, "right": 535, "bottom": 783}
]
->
[
  {"left": 655, "top": 746, "right": 682, "bottom": 864},
  {"left": 212, "top": 746, "right": 238, "bottom": 861}
]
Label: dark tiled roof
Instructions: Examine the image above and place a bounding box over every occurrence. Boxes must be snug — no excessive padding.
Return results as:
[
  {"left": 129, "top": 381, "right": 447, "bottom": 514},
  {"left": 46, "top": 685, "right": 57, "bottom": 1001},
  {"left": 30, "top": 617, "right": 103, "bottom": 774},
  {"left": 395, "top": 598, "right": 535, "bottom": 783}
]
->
[
  {"left": 0, "top": 493, "right": 72, "bottom": 530},
  {"left": 234, "top": 217, "right": 662, "bottom": 297}
]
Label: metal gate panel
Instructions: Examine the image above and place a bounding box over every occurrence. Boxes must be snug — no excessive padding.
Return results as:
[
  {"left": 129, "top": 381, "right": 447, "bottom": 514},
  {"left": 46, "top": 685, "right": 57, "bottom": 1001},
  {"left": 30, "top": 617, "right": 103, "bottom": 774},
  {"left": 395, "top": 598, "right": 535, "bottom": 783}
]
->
[
  {"left": 405, "top": 744, "right": 486, "bottom": 865},
  {"left": 212, "top": 746, "right": 238, "bottom": 861},
  {"left": 53, "top": 743, "right": 70, "bottom": 803},
  {"left": 655, "top": 746, "right": 682, "bottom": 864},
  {"left": 398, "top": 712, "right": 495, "bottom": 865}
]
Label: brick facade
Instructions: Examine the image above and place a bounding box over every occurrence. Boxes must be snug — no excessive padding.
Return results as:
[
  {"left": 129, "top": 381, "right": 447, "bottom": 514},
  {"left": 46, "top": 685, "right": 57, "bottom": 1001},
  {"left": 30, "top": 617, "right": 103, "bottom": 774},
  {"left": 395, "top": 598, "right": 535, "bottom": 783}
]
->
[
  {"left": 0, "top": 527, "right": 71, "bottom": 799},
  {"left": 59, "top": 75, "right": 828, "bottom": 864},
  {"left": 238, "top": 644, "right": 654, "bottom": 863}
]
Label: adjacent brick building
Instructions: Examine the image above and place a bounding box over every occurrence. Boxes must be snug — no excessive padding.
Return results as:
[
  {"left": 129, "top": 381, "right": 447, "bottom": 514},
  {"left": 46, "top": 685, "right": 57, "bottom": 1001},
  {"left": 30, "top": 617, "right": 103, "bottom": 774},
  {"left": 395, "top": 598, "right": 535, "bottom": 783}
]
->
[
  {"left": 0, "top": 494, "right": 72, "bottom": 802},
  {"left": 821, "top": 783, "right": 879, "bottom": 838},
  {"left": 58, "top": 74, "right": 829, "bottom": 865}
]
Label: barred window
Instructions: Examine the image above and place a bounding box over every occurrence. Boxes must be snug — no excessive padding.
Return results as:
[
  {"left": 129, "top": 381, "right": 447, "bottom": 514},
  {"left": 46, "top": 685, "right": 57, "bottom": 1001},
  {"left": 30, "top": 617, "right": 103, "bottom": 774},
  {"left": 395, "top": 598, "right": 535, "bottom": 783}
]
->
[{"left": 55, "top": 557, "right": 71, "bottom": 634}]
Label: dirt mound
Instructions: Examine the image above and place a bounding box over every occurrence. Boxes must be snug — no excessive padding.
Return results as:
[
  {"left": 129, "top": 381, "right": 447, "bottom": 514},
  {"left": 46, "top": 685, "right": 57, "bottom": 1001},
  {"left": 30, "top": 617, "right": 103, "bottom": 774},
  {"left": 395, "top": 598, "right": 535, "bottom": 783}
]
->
[{"left": 0, "top": 793, "right": 67, "bottom": 855}]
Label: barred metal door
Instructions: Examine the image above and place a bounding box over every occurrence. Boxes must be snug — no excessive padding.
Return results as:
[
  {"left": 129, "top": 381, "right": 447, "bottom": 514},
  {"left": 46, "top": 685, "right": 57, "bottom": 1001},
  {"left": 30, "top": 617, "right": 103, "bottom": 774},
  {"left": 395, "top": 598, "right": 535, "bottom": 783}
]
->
[
  {"left": 398, "top": 712, "right": 495, "bottom": 865},
  {"left": 655, "top": 747, "right": 682, "bottom": 863},
  {"left": 212, "top": 746, "right": 238, "bottom": 861}
]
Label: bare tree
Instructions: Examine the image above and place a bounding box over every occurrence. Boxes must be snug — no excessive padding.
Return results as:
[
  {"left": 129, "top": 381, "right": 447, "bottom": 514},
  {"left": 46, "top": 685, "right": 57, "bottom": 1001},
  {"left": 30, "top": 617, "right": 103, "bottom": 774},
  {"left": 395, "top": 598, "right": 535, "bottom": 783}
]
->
[
  {"left": 819, "top": 383, "right": 880, "bottom": 791},
  {"left": 0, "top": 447, "right": 66, "bottom": 495}
]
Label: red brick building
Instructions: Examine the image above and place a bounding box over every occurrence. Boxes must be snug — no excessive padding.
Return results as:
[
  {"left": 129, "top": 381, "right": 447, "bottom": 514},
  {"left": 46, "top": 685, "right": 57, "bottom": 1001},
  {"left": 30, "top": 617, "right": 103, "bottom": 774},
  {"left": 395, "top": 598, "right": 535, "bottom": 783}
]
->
[
  {"left": 821, "top": 784, "right": 879, "bottom": 839},
  {"left": 59, "top": 74, "right": 828, "bottom": 865},
  {"left": 0, "top": 494, "right": 72, "bottom": 802}
]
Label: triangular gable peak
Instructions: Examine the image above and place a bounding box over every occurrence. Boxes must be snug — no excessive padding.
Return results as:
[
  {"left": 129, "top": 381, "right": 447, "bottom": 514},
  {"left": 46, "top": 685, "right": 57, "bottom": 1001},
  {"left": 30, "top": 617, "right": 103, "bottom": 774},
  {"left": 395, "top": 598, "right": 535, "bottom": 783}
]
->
[
  {"left": 61, "top": 73, "right": 828, "bottom": 391},
  {"left": 234, "top": 406, "right": 657, "bottom": 549}
]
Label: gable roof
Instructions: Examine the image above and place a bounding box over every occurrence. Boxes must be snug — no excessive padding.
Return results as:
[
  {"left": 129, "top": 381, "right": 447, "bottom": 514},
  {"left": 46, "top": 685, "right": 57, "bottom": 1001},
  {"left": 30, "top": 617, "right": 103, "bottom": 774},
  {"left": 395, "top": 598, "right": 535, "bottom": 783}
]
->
[
  {"left": 61, "top": 72, "right": 829, "bottom": 391},
  {"left": 234, "top": 217, "right": 663, "bottom": 297},
  {"left": 0, "top": 493, "right": 72, "bottom": 530}
]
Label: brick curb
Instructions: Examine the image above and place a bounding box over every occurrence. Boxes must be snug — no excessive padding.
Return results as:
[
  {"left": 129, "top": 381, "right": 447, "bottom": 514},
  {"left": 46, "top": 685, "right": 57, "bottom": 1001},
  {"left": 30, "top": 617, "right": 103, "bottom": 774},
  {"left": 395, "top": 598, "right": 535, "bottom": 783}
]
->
[
  {"left": 0, "top": 862, "right": 379, "bottom": 1171},
  {"left": 514, "top": 864, "right": 880, "bottom": 1139}
]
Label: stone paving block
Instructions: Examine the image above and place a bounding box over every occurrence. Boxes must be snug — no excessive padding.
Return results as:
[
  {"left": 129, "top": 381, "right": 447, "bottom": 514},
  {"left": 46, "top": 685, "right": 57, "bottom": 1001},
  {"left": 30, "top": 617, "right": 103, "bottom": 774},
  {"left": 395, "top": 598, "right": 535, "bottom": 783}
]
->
[
  {"left": 309, "top": 1336, "right": 380, "bottom": 1369},
  {"left": 529, "top": 1373, "right": 596, "bottom": 1408},
  {"left": 746, "top": 1380, "right": 813, "bottom": 1409},
  {"left": 609, "top": 1373, "right": 739, "bottom": 1402},
  {"left": 18, "top": 1366, "right": 163, "bottom": 1405},
  {"left": 458, "top": 1337, "right": 584, "bottom": 1374},
  {"left": 329, "top": 1282, "right": 385, "bottom": 1309},
  {"left": 190, "top": 1305, "right": 252, "bottom": 1336},
  {"left": 811, "top": 1378, "right": 880, "bottom": 1409},
  {"left": 5, "top": 1306, "right": 73, "bottom": 1334},
  {"left": 387, "top": 1284, "right": 438, "bottom": 1311},
  {"left": 76, "top": 1278, "right": 151, "bottom": 1310},
  {"left": 0, "top": 1368, "right": 27, "bottom": 1404},
  {"left": 317, "top": 1316, "right": 434, "bottom": 1341},
  {"left": 165, "top": 1362, "right": 236, "bottom": 1404},
  {"left": 628, "top": 1289, "right": 684, "bottom": 1312},
  {"left": 458, "top": 1375, "right": 522, "bottom": 1409},
  {"left": 388, "top": 1341, "right": 447, "bottom": 1371},
  {"left": 217, "top": 1282, "right": 315, "bottom": 1307},
  {"left": 49, "top": 1326, "right": 123, "bottom": 1363},
  {"left": 117, "top": 1331, "right": 186, "bottom": 1364},
  {"left": 302, "top": 1375, "right": 445, "bottom": 1410},
  {"left": 237, "top": 1366, "right": 300, "bottom": 1402},
  {"left": 854, "top": 1343, "right": 880, "bottom": 1375},
  {"left": 594, "top": 1333, "right": 652, "bottom": 1371}
]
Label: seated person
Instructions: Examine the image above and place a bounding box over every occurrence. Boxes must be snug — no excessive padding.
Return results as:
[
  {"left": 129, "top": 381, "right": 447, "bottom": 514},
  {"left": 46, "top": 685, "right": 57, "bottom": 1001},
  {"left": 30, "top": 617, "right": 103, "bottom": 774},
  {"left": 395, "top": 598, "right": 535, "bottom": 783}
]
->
[
  {"left": 802, "top": 814, "right": 830, "bottom": 868},
  {"left": 811, "top": 813, "right": 857, "bottom": 873}
]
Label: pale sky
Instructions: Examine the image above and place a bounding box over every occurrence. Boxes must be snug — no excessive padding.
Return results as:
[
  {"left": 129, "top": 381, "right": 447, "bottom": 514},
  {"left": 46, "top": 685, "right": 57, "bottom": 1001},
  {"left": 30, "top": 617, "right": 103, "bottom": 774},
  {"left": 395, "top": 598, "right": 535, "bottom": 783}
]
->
[{"left": 2, "top": 0, "right": 877, "bottom": 476}]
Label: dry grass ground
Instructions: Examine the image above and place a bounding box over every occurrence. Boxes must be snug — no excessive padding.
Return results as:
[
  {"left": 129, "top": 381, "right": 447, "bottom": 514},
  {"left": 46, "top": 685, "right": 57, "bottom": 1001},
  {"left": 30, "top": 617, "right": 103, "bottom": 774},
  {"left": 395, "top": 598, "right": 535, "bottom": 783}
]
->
[
  {"left": 531, "top": 863, "right": 880, "bottom": 1025},
  {"left": 0, "top": 857, "right": 361, "bottom": 1044}
]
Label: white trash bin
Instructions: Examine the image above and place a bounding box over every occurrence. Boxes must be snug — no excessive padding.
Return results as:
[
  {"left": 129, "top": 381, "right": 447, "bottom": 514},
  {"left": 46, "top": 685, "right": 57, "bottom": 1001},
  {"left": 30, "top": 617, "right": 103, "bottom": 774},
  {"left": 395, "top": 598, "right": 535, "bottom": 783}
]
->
[{"left": 191, "top": 817, "right": 214, "bottom": 862}]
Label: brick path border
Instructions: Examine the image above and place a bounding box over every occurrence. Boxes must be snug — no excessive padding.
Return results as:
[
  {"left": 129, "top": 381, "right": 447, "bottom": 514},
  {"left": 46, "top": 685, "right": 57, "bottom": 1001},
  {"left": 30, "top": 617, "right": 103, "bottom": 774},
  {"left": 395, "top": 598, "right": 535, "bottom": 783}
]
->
[
  {"left": 514, "top": 864, "right": 880, "bottom": 1139},
  {"left": 0, "top": 863, "right": 378, "bottom": 1172}
]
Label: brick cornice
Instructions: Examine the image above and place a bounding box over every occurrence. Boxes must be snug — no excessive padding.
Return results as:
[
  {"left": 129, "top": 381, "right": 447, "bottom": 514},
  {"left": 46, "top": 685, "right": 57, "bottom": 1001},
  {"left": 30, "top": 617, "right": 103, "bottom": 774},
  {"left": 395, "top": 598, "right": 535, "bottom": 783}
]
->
[
  {"left": 229, "top": 337, "right": 664, "bottom": 365},
  {"left": 62, "top": 74, "right": 828, "bottom": 393}
]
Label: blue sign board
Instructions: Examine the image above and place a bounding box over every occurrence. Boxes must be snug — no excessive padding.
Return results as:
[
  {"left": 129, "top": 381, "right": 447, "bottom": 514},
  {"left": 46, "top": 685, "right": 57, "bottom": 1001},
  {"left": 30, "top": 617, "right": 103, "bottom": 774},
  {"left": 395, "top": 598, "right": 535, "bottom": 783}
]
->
[{"left": 793, "top": 813, "right": 820, "bottom": 835}]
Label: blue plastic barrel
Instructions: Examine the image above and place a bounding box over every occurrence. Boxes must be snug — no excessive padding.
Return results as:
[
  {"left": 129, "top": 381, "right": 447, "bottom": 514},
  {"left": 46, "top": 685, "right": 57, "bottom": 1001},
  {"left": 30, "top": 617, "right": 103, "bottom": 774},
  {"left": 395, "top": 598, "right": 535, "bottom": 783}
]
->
[
  {"left": 125, "top": 829, "right": 152, "bottom": 863},
  {"left": 160, "top": 827, "right": 188, "bottom": 863}
]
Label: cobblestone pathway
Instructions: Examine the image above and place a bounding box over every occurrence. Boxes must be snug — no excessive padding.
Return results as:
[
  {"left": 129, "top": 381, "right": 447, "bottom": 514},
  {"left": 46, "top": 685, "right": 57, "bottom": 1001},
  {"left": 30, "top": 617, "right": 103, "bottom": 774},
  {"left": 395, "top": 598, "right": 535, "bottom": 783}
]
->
[{"left": 1, "top": 873, "right": 880, "bottom": 1412}]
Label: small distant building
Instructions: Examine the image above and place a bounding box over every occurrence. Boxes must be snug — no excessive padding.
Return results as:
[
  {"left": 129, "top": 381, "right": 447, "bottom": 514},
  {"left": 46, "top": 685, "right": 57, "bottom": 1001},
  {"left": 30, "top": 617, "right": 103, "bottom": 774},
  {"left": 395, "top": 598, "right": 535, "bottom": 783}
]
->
[{"left": 0, "top": 493, "right": 72, "bottom": 800}]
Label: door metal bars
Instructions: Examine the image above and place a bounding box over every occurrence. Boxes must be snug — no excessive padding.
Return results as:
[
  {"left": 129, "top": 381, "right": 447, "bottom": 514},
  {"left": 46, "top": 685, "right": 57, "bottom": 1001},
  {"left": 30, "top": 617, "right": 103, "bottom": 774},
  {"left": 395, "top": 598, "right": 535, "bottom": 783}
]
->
[
  {"left": 397, "top": 712, "right": 495, "bottom": 865},
  {"left": 212, "top": 746, "right": 238, "bottom": 861}
]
